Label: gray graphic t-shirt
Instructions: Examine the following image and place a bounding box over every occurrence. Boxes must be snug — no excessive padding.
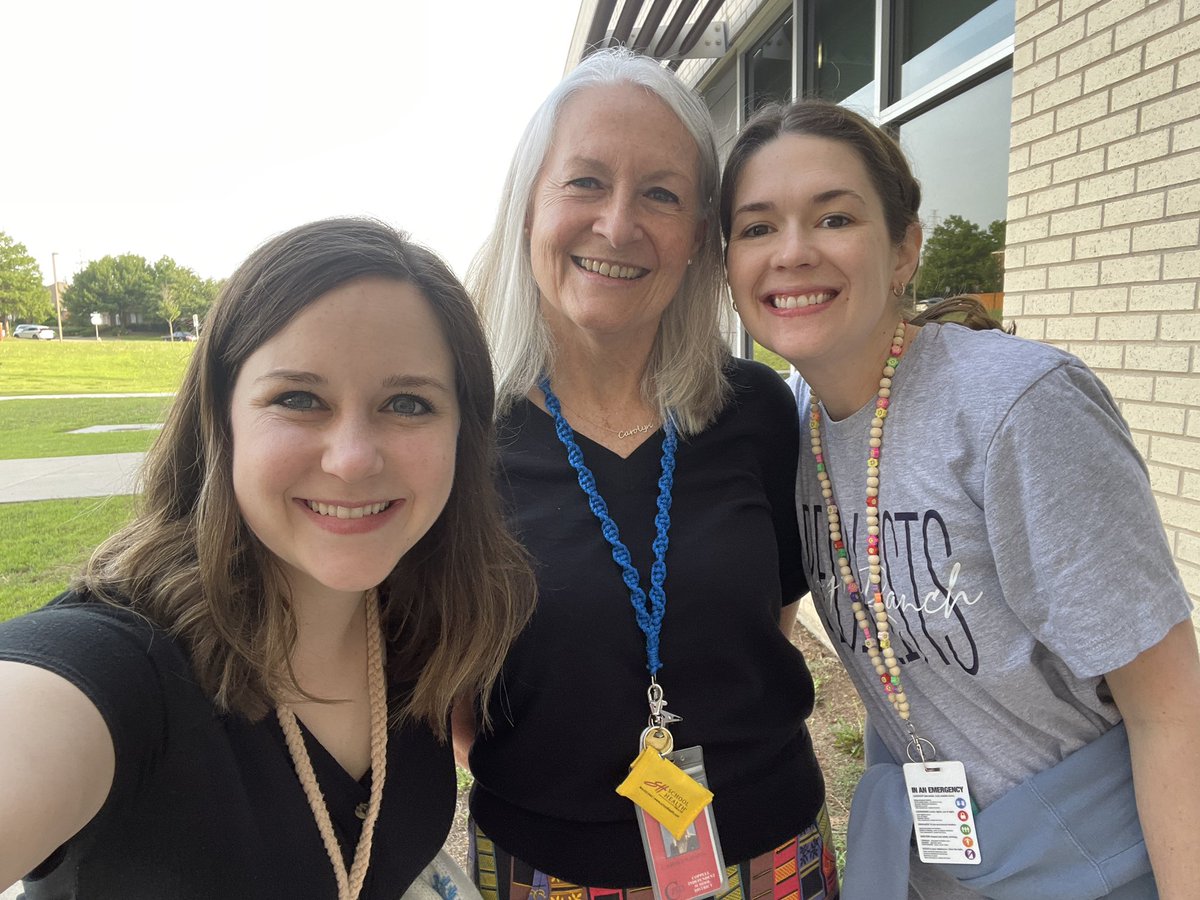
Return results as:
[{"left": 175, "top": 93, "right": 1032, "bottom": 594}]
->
[{"left": 792, "top": 323, "right": 1191, "bottom": 897}]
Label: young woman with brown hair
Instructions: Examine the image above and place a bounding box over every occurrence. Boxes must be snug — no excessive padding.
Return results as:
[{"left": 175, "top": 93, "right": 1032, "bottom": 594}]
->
[{"left": 0, "top": 218, "right": 534, "bottom": 900}]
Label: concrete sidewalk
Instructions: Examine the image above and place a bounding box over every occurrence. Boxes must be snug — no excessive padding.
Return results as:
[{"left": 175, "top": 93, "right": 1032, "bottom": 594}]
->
[
  {"left": 0, "top": 452, "right": 145, "bottom": 503},
  {"left": 0, "top": 392, "right": 173, "bottom": 402}
]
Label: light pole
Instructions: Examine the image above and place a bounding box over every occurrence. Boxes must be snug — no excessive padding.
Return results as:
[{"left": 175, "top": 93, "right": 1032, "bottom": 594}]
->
[{"left": 51, "top": 252, "right": 64, "bottom": 341}]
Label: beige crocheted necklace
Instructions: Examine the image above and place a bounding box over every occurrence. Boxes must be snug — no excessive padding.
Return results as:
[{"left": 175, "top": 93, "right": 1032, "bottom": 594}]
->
[{"left": 277, "top": 592, "right": 388, "bottom": 900}]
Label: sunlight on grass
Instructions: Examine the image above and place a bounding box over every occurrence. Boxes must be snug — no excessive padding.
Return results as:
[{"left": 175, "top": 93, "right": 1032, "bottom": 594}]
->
[
  {"left": 0, "top": 397, "right": 172, "bottom": 459},
  {"left": 753, "top": 343, "right": 791, "bottom": 374},
  {"left": 0, "top": 496, "right": 138, "bottom": 622},
  {"left": 0, "top": 339, "right": 191, "bottom": 395}
]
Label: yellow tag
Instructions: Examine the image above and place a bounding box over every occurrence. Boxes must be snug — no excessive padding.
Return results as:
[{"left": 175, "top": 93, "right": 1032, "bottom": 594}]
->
[{"left": 616, "top": 746, "right": 714, "bottom": 840}]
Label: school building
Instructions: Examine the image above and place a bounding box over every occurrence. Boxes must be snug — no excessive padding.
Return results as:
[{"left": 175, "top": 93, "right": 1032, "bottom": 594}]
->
[{"left": 567, "top": 0, "right": 1200, "bottom": 617}]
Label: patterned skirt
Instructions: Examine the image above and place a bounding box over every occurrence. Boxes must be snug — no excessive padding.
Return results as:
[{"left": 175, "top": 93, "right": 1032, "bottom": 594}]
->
[{"left": 470, "top": 807, "right": 839, "bottom": 900}]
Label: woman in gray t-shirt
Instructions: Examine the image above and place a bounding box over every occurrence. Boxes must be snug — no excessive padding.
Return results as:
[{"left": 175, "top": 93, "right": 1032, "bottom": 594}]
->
[{"left": 719, "top": 99, "right": 1199, "bottom": 900}]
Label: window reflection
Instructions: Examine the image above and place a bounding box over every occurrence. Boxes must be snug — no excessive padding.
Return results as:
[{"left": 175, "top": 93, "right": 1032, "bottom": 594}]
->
[
  {"left": 744, "top": 14, "right": 793, "bottom": 116},
  {"left": 901, "top": 0, "right": 1014, "bottom": 98},
  {"left": 899, "top": 71, "right": 1013, "bottom": 299},
  {"left": 812, "top": 0, "right": 875, "bottom": 106}
]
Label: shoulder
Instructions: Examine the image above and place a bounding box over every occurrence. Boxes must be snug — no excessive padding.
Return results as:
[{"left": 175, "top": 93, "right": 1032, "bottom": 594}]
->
[
  {"left": 0, "top": 589, "right": 188, "bottom": 709},
  {"left": 496, "top": 397, "right": 539, "bottom": 446},
  {"left": 0, "top": 590, "right": 192, "bottom": 770},
  {"left": 0, "top": 590, "right": 159, "bottom": 655},
  {"left": 708, "top": 358, "right": 799, "bottom": 458},
  {"left": 909, "top": 322, "right": 1108, "bottom": 422},
  {"left": 917, "top": 321, "right": 1081, "bottom": 383},
  {"left": 724, "top": 357, "right": 795, "bottom": 413}
]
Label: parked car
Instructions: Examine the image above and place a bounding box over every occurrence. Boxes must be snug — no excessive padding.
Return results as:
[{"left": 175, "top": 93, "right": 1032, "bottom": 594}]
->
[
  {"left": 13, "top": 324, "right": 56, "bottom": 340},
  {"left": 161, "top": 331, "right": 197, "bottom": 342}
]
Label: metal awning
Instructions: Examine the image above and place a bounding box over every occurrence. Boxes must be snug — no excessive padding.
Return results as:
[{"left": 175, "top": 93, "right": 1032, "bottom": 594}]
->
[{"left": 567, "top": 0, "right": 728, "bottom": 69}]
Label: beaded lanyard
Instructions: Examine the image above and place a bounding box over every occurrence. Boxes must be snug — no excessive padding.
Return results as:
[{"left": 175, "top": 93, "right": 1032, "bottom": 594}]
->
[
  {"left": 809, "top": 322, "right": 934, "bottom": 762},
  {"left": 537, "top": 376, "right": 677, "bottom": 676}
]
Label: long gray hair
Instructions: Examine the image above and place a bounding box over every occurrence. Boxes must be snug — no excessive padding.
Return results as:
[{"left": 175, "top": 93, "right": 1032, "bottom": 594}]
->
[{"left": 468, "top": 48, "right": 730, "bottom": 435}]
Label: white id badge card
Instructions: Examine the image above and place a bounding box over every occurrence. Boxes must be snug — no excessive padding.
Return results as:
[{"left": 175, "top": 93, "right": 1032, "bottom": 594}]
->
[
  {"left": 634, "top": 746, "right": 728, "bottom": 900},
  {"left": 903, "top": 760, "right": 981, "bottom": 865}
]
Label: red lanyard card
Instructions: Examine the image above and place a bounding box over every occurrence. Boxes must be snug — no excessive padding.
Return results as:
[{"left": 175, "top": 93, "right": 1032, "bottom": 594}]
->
[{"left": 633, "top": 746, "right": 728, "bottom": 900}]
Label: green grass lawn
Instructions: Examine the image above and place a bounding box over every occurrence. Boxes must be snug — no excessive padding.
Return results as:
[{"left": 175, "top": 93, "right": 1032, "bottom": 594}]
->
[
  {"left": 753, "top": 342, "right": 792, "bottom": 374},
  {"left": 0, "top": 396, "right": 173, "bottom": 459},
  {"left": 0, "top": 339, "right": 192, "bottom": 395},
  {"left": 0, "top": 496, "right": 137, "bottom": 622}
]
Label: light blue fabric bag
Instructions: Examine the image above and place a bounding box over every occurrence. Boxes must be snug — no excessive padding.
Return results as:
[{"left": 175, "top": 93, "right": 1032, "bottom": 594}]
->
[
  {"left": 841, "top": 721, "right": 1156, "bottom": 900},
  {"left": 401, "top": 850, "right": 483, "bottom": 900}
]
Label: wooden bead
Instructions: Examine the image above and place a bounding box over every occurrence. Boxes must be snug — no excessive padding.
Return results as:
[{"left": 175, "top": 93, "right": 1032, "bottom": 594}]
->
[{"left": 808, "top": 323, "right": 914, "bottom": 733}]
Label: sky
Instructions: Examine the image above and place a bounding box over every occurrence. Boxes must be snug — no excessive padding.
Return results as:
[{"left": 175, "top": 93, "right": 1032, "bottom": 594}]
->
[{"left": 2, "top": 0, "right": 582, "bottom": 285}]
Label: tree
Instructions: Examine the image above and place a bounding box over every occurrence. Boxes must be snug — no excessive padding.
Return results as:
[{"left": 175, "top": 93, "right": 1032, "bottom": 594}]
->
[
  {"left": 153, "top": 256, "right": 217, "bottom": 333},
  {"left": 916, "top": 215, "right": 1006, "bottom": 300},
  {"left": 158, "top": 284, "right": 182, "bottom": 335},
  {"left": 0, "top": 231, "right": 50, "bottom": 326},
  {"left": 64, "top": 254, "right": 157, "bottom": 328}
]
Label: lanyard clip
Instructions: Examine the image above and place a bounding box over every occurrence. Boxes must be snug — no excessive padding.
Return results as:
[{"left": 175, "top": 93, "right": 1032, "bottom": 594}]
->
[
  {"left": 647, "top": 678, "right": 682, "bottom": 729},
  {"left": 905, "top": 721, "right": 938, "bottom": 767}
]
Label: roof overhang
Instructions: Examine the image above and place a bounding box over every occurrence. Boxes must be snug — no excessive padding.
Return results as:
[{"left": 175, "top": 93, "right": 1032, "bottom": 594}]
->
[{"left": 566, "top": 0, "right": 728, "bottom": 72}]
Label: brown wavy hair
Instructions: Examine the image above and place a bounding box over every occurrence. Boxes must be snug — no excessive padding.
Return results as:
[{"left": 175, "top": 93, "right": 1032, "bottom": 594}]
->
[{"left": 79, "top": 218, "right": 534, "bottom": 737}]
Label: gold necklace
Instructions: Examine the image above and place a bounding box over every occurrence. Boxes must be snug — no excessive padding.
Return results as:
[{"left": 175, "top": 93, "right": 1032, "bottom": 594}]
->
[
  {"left": 554, "top": 398, "right": 659, "bottom": 440},
  {"left": 277, "top": 592, "right": 388, "bottom": 900}
]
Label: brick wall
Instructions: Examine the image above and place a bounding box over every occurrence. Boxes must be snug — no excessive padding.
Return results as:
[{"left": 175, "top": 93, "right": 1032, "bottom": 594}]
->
[{"left": 1005, "top": 0, "right": 1200, "bottom": 619}]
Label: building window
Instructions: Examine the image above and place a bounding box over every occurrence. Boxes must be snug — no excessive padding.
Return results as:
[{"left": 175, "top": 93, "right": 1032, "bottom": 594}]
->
[
  {"left": 899, "top": 0, "right": 1014, "bottom": 99},
  {"left": 811, "top": 0, "right": 875, "bottom": 110},
  {"left": 744, "top": 13, "right": 794, "bottom": 117},
  {"left": 899, "top": 70, "right": 1013, "bottom": 299},
  {"left": 703, "top": 62, "right": 739, "bottom": 159}
]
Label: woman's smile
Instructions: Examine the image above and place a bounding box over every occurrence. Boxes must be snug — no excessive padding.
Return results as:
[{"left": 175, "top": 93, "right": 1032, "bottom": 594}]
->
[{"left": 297, "top": 497, "right": 404, "bottom": 534}]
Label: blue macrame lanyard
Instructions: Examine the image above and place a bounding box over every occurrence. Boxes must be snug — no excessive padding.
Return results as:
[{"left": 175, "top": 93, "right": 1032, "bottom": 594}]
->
[{"left": 538, "top": 376, "right": 676, "bottom": 676}]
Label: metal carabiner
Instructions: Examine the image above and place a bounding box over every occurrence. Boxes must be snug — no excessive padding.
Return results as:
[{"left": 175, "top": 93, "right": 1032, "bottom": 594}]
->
[{"left": 905, "top": 722, "right": 937, "bottom": 767}]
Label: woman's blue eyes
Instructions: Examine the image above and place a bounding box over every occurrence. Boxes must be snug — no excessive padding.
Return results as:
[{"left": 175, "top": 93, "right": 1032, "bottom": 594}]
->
[
  {"left": 566, "top": 178, "right": 679, "bottom": 204},
  {"left": 271, "top": 391, "right": 432, "bottom": 416},
  {"left": 387, "top": 395, "right": 432, "bottom": 416},
  {"left": 276, "top": 391, "right": 318, "bottom": 410}
]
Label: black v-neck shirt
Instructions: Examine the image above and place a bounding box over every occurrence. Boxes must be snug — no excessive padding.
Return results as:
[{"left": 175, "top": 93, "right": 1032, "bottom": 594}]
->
[
  {"left": 469, "top": 358, "right": 823, "bottom": 886},
  {"left": 0, "top": 593, "right": 454, "bottom": 899}
]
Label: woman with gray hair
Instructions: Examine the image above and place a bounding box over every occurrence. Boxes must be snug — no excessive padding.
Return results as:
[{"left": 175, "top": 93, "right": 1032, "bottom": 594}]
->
[{"left": 458, "top": 48, "right": 834, "bottom": 898}]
